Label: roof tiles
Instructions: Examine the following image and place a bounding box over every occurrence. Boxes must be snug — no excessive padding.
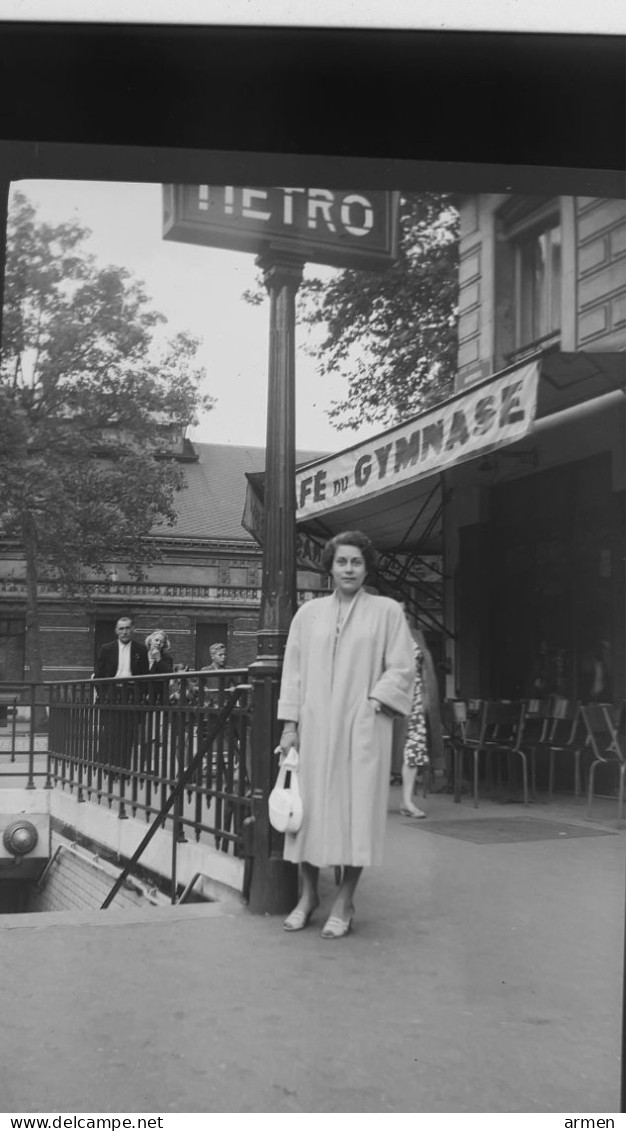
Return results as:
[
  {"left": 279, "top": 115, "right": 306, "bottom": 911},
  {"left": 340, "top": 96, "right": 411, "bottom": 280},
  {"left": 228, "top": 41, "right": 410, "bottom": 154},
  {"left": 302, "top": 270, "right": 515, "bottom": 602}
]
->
[{"left": 160, "top": 442, "right": 327, "bottom": 543}]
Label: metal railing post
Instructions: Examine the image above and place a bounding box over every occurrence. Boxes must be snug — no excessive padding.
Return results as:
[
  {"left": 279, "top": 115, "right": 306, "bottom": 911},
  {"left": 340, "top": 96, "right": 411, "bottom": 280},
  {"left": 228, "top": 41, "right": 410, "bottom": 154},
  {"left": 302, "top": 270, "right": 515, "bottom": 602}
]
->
[
  {"left": 10, "top": 694, "right": 17, "bottom": 763},
  {"left": 247, "top": 663, "right": 297, "bottom": 915},
  {"left": 26, "top": 682, "right": 36, "bottom": 789},
  {"left": 170, "top": 791, "right": 186, "bottom": 904},
  {"left": 170, "top": 795, "right": 179, "bottom": 905}
]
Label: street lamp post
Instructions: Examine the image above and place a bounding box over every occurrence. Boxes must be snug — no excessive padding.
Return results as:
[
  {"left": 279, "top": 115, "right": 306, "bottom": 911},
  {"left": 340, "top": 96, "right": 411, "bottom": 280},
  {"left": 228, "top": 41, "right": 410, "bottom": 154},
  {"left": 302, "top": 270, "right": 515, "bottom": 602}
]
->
[{"left": 247, "top": 252, "right": 303, "bottom": 915}]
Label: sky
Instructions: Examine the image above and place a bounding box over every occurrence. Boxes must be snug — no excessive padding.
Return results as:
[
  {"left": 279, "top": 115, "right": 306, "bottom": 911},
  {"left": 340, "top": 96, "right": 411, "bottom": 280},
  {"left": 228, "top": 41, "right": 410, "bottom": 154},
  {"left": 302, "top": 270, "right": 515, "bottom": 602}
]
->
[{"left": 10, "top": 179, "right": 378, "bottom": 455}]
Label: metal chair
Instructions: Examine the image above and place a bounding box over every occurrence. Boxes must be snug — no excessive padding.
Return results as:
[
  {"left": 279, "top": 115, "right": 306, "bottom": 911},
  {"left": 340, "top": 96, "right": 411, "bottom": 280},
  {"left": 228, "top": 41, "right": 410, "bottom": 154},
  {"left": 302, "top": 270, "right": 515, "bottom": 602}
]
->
[
  {"left": 542, "top": 699, "right": 583, "bottom": 799},
  {"left": 441, "top": 699, "right": 469, "bottom": 803},
  {"left": 517, "top": 698, "right": 588, "bottom": 800},
  {"left": 457, "top": 699, "right": 528, "bottom": 808},
  {"left": 518, "top": 698, "right": 554, "bottom": 798},
  {"left": 584, "top": 703, "right": 626, "bottom": 826}
]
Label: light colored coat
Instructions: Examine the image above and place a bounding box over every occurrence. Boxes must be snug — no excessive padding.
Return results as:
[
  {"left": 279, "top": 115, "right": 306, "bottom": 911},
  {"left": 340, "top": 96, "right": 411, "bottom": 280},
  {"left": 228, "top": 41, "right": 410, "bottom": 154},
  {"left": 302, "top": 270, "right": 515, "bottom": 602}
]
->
[{"left": 277, "top": 589, "right": 415, "bottom": 867}]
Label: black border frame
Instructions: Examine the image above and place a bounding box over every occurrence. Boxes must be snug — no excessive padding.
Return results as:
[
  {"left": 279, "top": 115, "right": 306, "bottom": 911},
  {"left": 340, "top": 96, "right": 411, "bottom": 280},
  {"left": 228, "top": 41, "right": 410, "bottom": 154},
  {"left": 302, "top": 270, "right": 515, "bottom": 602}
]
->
[{"left": 0, "top": 24, "right": 623, "bottom": 180}]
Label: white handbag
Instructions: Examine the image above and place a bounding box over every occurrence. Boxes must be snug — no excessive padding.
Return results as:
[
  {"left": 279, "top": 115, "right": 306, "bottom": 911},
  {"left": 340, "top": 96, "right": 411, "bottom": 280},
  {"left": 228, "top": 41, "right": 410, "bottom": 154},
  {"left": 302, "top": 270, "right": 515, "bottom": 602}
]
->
[{"left": 268, "top": 746, "right": 303, "bottom": 834}]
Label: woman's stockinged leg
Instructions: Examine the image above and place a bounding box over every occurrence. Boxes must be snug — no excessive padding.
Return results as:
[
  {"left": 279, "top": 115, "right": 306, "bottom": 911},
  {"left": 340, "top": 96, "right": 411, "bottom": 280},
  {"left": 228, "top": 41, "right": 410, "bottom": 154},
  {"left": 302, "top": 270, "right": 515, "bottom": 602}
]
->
[
  {"left": 300, "top": 861, "right": 320, "bottom": 909},
  {"left": 401, "top": 762, "right": 426, "bottom": 817},
  {"left": 329, "top": 864, "right": 362, "bottom": 922},
  {"left": 282, "top": 862, "right": 320, "bottom": 931}
]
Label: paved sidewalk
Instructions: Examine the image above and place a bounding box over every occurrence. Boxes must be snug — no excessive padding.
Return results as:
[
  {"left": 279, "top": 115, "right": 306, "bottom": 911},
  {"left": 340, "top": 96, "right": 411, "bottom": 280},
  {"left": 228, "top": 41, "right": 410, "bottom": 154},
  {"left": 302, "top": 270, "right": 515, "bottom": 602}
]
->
[{"left": 1, "top": 787, "right": 624, "bottom": 1114}]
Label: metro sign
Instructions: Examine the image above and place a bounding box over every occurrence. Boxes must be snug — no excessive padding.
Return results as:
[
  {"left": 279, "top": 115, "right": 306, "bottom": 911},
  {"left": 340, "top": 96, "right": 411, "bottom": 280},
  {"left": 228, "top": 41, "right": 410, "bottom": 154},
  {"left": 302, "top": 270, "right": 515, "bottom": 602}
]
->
[{"left": 163, "top": 184, "right": 399, "bottom": 269}]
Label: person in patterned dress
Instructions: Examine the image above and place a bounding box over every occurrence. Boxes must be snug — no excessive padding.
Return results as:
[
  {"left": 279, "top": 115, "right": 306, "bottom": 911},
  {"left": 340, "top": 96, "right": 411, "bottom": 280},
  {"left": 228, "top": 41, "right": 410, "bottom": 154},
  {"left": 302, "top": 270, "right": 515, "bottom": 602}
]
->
[
  {"left": 394, "top": 602, "right": 443, "bottom": 818},
  {"left": 400, "top": 633, "right": 430, "bottom": 817}
]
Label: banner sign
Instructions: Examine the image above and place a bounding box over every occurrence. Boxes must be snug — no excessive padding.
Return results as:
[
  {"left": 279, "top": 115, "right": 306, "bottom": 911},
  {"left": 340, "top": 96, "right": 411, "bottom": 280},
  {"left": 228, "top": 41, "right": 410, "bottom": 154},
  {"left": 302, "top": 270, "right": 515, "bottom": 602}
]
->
[
  {"left": 241, "top": 475, "right": 264, "bottom": 544},
  {"left": 296, "top": 361, "right": 540, "bottom": 521},
  {"left": 242, "top": 476, "right": 328, "bottom": 571},
  {"left": 163, "top": 184, "right": 399, "bottom": 270},
  {"left": 295, "top": 530, "right": 327, "bottom": 573}
]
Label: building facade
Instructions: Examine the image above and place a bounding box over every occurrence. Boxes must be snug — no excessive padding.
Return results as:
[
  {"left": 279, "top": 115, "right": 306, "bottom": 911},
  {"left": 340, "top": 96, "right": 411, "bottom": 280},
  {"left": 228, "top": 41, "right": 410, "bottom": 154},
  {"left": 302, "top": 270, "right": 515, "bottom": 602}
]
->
[
  {"left": 291, "top": 192, "right": 625, "bottom": 705},
  {"left": 452, "top": 193, "right": 625, "bottom": 701},
  {"left": 0, "top": 441, "right": 329, "bottom": 682},
  {"left": 457, "top": 194, "right": 625, "bottom": 385}
]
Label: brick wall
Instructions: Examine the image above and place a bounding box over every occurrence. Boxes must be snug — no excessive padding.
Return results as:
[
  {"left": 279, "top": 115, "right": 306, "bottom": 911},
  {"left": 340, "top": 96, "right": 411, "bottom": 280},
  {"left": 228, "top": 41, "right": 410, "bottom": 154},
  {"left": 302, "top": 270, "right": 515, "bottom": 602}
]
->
[
  {"left": 30, "top": 609, "right": 260, "bottom": 679},
  {"left": 1, "top": 544, "right": 326, "bottom": 680}
]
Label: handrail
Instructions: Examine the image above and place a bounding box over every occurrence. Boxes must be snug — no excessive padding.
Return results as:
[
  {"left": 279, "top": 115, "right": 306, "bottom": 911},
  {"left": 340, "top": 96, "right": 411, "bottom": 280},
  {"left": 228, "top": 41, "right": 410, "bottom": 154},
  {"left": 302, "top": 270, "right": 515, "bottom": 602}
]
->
[
  {"left": 61, "top": 666, "right": 248, "bottom": 688},
  {"left": 100, "top": 682, "right": 251, "bottom": 909}
]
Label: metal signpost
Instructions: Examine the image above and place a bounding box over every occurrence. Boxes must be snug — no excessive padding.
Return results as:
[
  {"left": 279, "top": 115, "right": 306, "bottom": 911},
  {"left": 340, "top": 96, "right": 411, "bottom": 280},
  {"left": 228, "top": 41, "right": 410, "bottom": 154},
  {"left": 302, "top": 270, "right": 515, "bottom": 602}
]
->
[{"left": 163, "top": 183, "right": 399, "bottom": 913}]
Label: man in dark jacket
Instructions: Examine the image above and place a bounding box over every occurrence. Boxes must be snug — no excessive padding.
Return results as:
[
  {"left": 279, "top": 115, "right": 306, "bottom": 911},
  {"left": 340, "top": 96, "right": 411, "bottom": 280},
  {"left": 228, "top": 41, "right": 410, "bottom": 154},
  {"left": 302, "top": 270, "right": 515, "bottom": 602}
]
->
[
  {"left": 95, "top": 616, "right": 150, "bottom": 680},
  {"left": 94, "top": 616, "right": 149, "bottom": 769}
]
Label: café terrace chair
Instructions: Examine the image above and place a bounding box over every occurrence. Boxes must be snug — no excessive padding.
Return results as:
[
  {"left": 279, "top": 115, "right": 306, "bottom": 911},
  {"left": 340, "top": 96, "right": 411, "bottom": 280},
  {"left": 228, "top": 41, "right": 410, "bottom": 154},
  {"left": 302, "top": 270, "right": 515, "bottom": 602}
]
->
[
  {"left": 517, "top": 697, "right": 592, "bottom": 801},
  {"left": 542, "top": 699, "right": 584, "bottom": 800},
  {"left": 441, "top": 699, "right": 469, "bottom": 802},
  {"left": 517, "top": 698, "right": 554, "bottom": 798},
  {"left": 456, "top": 699, "right": 528, "bottom": 808},
  {"left": 584, "top": 703, "right": 626, "bottom": 826}
]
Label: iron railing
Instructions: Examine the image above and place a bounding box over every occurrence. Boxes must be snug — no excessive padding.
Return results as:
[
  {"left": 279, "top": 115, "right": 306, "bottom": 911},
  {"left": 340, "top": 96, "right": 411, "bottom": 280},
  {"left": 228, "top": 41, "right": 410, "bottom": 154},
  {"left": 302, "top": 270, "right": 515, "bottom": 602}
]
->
[
  {"left": 99, "top": 680, "right": 251, "bottom": 907},
  {"left": 1, "top": 672, "right": 255, "bottom": 903},
  {"left": 0, "top": 680, "right": 51, "bottom": 787},
  {"left": 46, "top": 670, "right": 253, "bottom": 895}
]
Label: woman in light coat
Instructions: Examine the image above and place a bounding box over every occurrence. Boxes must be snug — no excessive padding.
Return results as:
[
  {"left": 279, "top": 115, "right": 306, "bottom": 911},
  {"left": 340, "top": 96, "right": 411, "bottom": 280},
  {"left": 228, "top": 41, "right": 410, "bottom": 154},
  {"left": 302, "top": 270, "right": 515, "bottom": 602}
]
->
[{"left": 278, "top": 530, "right": 415, "bottom": 939}]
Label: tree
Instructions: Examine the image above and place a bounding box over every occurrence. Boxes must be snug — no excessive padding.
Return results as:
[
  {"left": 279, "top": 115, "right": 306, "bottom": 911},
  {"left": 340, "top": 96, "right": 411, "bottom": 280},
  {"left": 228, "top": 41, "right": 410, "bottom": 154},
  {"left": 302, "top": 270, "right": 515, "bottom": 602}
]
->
[
  {"left": 0, "top": 191, "right": 214, "bottom": 686},
  {"left": 245, "top": 192, "right": 459, "bottom": 431},
  {"left": 304, "top": 192, "right": 459, "bottom": 430}
]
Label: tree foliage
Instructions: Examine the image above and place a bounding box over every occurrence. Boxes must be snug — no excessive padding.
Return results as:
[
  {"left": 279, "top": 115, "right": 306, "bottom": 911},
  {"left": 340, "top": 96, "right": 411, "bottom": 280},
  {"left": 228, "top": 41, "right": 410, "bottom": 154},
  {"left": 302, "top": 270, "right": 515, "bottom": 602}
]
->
[
  {"left": 0, "top": 192, "right": 214, "bottom": 678},
  {"left": 246, "top": 192, "right": 459, "bottom": 431},
  {"left": 302, "top": 193, "right": 459, "bottom": 430}
]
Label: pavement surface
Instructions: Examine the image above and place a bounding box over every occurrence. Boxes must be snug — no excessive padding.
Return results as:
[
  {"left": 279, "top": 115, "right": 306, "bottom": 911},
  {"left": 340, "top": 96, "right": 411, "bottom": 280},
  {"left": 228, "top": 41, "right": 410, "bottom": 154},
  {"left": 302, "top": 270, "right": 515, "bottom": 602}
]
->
[{"left": 0, "top": 786, "right": 624, "bottom": 1115}]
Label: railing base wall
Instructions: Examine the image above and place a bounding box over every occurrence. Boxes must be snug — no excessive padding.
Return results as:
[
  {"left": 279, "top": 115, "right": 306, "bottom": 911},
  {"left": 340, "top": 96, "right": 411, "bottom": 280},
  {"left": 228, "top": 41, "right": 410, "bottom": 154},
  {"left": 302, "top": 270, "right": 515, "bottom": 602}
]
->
[{"left": 50, "top": 789, "right": 244, "bottom": 902}]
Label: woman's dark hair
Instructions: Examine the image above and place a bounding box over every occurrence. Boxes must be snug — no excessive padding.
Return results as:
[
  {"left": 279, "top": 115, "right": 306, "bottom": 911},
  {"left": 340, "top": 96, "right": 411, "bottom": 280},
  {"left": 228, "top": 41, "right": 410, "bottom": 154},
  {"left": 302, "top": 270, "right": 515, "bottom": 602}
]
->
[{"left": 321, "top": 530, "right": 377, "bottom": 574}]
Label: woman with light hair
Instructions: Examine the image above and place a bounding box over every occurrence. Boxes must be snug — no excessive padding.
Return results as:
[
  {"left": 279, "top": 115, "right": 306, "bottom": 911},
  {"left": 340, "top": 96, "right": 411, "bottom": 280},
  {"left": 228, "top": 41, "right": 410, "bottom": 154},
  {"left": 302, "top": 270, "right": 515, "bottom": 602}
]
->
[
  {"left": 141, "top": 629, "right": 175, "bottom": 773},
  {"left": 145, "top": 629, "right": 174, "bottom": 677}
]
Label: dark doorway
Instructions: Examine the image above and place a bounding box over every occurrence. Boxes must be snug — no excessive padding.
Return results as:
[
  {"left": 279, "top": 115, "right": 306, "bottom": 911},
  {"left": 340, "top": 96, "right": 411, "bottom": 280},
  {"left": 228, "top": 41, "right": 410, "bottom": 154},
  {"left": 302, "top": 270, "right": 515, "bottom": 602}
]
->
[
  {"left": 94, "top": 619, "right": 117, "bottom": 667},
  {"left": 195, "top": 622, "right": 228, "bottom": 669},
  {"left": 488, "top": 453, "right": 619, "bottom": 701},
  {"left": 0, "top": 617, "right": 25, "bottom": 681}
]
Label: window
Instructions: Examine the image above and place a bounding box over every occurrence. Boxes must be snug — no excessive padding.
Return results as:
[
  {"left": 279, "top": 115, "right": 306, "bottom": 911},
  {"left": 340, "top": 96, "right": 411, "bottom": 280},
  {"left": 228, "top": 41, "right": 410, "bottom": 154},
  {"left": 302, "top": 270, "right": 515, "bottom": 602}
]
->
[
  {"left": 515, "top": 219, "right": 562, "bottom": 349},
  {"left": 499, "top": 198, "right": 562, "bottom": 356},
  {"left": 496, "top": 197, "right": 563, "bottom": 364}
]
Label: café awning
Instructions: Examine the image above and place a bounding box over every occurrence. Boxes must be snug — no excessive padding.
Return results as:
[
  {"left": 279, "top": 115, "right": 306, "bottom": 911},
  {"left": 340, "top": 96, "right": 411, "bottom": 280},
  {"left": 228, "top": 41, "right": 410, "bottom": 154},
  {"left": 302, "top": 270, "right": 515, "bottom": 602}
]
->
[{"left": 243, "top": 350, "right": 625, "bottom": 563}]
